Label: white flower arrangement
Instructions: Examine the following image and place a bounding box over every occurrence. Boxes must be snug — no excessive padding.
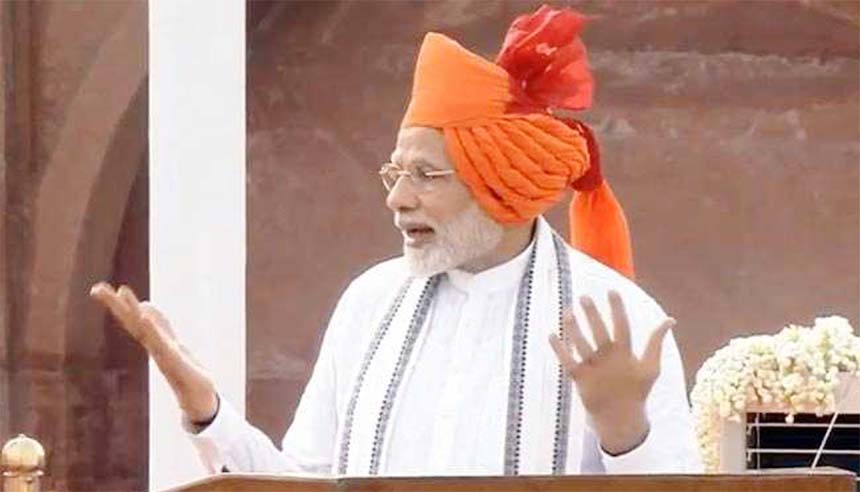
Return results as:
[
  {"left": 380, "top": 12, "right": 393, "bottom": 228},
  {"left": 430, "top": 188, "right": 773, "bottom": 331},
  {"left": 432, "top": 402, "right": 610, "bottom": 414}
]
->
[{"left": 690, "top": 315, "right": 860, "bottom": 472}]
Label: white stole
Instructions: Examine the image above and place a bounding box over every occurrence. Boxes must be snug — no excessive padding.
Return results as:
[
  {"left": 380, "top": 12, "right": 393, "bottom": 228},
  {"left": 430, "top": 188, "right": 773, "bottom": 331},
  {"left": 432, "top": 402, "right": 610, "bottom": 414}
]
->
[{"left": 336, "top": 218, "right": 585, "bottom": 475}]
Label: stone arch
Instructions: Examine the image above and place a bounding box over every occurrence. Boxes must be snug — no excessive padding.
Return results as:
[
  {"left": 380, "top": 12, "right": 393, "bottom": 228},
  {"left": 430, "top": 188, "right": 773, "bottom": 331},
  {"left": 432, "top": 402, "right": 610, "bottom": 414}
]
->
[
  {"left": 22, "top": 2, "right": 145, "bottom": 369},
  {"left": 15, "top": 3, "right": 147, "bottom": 488}
]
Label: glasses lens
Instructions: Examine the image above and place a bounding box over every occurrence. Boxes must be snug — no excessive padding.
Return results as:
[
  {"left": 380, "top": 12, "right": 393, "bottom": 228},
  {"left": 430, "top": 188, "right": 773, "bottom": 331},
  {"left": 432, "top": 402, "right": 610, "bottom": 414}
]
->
[{"left": 380, "top": 165, "right": 397, "bottom": 191}]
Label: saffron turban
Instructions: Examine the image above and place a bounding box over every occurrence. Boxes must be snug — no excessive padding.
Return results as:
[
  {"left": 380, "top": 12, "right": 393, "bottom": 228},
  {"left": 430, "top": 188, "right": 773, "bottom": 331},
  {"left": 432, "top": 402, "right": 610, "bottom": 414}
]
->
[{"left": 401, "top": 5, "right": 635, "bottom": 279}]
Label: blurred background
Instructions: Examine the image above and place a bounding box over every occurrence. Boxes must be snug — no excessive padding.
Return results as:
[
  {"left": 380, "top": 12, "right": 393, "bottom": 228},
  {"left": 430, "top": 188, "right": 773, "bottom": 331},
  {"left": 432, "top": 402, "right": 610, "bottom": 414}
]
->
[{"left": 0, "top": 1, "right": 857, "bottom": 490}]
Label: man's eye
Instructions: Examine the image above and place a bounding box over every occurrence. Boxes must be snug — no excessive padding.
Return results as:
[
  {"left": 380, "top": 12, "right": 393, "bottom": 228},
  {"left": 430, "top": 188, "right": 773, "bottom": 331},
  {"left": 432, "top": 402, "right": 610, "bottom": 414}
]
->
[{"left": 415, "top": 169, "right": 434, "bottom": 180}]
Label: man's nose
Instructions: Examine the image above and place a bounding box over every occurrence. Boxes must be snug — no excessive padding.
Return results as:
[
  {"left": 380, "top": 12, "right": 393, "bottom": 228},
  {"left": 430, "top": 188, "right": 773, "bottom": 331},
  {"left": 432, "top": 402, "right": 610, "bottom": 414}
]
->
[{"left": 385, "top": 175, "right": 420, "bottom": 212}]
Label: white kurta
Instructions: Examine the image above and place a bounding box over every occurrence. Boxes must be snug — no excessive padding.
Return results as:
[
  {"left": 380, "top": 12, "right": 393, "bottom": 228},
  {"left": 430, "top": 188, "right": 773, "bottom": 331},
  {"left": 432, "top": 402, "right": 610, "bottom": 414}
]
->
[{"left": 185, "top": 218, "right": 702, "bottom": 475}]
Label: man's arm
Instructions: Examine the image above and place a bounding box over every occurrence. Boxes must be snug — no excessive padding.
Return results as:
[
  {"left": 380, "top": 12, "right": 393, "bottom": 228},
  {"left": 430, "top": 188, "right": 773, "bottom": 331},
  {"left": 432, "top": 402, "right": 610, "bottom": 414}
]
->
[
  {"left": 183, "top": 335, "right": 338, "bottom": 475},
  {"left": 90, "top": 281, "right": 346, "bottom": 475},
  {"left": 183, "top": 282, "right": 352, "bottom": 475}
]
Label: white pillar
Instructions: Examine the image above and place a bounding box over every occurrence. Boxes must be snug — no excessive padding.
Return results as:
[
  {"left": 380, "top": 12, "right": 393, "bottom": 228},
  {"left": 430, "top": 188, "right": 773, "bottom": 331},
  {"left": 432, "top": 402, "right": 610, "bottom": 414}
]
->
[{"left": 148, "top": 1, "right": 245, "bottom": 490}]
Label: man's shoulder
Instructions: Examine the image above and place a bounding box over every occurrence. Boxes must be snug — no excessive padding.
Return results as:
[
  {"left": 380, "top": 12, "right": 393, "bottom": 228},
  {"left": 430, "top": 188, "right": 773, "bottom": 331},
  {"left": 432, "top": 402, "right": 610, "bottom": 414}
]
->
[
  {"left": 323, "top": 256, "right": 411, "bottom": 373},
  {"left": 340, "top": 255, "right": 410, "bottom": 304}
]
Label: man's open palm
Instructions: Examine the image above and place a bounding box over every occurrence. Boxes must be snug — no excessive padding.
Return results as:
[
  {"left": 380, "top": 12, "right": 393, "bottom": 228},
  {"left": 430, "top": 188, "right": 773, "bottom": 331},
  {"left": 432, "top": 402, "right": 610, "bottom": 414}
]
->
[
  {"left": 549, "top": 290, "right": 674, "bottom": 453},
  {"left": 90, "top": 282, "right": 218, "bottom": 423}
]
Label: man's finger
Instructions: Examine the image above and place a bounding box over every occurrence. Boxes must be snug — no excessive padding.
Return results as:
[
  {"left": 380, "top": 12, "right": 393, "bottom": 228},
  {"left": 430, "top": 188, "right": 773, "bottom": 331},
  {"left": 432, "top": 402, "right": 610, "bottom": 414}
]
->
[
  {"left": 118, "top": 285, "right": 142, "bottom": 318},
  {"left": 608, "top": 290, "right": 632, "bottom": 352},
  {"left": 549, "top": 334, "right": 581, "bottom": 379},
  {"left": 90, "top": 283, "right": 138, "bottom": 334},
  {"left": 580, "top": 296, "right": 611, "bottom": 348},
  {"left": 90, "top": 283, "right": 123, "bottom": 313},
  {"left": 562, "top": 308, "right": 595, "bottom": 361},
  {"left": 90, "top": 281, "right": 112, "bottom": 297},
  {"left": 641, "top": 318, "right": 675, "bottom": 373}
]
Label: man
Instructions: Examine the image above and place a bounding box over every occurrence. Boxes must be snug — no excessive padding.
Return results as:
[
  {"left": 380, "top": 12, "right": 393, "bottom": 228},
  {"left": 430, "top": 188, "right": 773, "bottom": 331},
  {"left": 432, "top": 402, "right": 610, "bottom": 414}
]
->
[{"left": 91, "top": 5, "right": 701, "bottom": 476}]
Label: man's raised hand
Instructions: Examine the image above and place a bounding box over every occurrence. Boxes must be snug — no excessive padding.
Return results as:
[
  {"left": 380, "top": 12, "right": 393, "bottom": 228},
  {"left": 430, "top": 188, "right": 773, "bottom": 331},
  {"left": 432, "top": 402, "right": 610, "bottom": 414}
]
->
[
  {"left": 548, "top": 290, "right": 674, "bottom": 454},
  {"left": 89, "top": 282, "right": 219, "bottom": 423}
]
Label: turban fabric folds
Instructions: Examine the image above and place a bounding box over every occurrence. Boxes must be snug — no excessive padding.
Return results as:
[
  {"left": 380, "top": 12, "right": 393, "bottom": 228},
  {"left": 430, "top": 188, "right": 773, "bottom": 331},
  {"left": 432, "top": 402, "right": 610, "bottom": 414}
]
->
[{"left": 401, "top": 6, "right": 634, "bottom": 279}]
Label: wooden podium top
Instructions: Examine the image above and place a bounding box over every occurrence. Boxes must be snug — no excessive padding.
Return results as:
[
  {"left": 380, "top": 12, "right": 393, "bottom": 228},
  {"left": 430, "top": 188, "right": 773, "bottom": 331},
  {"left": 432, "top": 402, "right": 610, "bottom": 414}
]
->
[{"left": 166, "top": 468, "right": 857, "bottom": 492}]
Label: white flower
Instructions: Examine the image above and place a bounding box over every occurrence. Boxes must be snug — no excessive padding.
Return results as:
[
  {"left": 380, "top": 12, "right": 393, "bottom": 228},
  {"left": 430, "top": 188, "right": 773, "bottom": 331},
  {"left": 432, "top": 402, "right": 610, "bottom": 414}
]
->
[{"left": 691, "top": 316, "right": 860, "bottom": 472}]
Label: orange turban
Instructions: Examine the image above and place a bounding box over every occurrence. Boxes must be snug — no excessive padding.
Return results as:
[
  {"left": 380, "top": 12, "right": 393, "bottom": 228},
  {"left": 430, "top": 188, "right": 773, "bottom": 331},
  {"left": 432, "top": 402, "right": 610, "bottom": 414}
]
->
[{"left": 401, "top": 5, "right": 635, "bottom": 279}]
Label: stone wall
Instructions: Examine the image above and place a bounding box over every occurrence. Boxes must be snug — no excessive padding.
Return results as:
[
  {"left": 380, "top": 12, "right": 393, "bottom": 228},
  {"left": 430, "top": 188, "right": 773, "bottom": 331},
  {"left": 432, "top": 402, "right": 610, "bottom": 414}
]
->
[
  {"left": 0, "top": 0, "right": 11, "bottom": 448},
  {"left": 1, "top": 1, "right": 148, "bottom": 490},
  {"left": 245, "top": 0, "right": 859, "bottom": 443}
]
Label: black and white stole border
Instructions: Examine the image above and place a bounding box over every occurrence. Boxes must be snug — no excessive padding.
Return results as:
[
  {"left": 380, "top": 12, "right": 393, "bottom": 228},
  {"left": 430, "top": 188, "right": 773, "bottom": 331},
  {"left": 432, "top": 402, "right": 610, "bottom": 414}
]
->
[
  {"left": 337, "top": 230, "right": 574, "bottom": 475},
  {"left": 336, "top": 275, "right": 441, "bottom": 474},
  {"left": 550, "top": 234, "right": 574, "bottom": 474}
]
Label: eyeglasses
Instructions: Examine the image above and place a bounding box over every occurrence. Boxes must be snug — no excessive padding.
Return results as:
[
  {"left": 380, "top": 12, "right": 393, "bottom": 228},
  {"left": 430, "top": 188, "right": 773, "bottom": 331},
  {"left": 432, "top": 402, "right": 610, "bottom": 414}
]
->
[{"left": 378, "top": 162, "right": 456, "bottom": 192}]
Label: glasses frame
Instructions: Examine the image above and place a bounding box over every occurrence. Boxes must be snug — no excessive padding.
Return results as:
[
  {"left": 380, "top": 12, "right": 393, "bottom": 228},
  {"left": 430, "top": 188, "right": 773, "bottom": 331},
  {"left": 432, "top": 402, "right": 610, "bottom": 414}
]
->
[{"left": 378, "top": 162, "right": 456, "bottom": 192}]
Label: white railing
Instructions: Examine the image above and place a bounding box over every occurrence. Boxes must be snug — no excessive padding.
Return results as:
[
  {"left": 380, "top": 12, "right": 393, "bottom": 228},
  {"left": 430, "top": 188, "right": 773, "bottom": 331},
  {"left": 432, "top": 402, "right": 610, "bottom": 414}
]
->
[{"left": 718, "top": 373, "right": 859, "bottom": 473}]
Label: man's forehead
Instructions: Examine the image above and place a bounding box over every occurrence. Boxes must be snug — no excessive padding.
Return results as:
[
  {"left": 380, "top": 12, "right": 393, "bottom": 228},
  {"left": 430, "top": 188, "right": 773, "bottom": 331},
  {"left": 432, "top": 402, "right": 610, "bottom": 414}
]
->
[{"left": 391, "top": 127, "right": 450, "bottom": 168}]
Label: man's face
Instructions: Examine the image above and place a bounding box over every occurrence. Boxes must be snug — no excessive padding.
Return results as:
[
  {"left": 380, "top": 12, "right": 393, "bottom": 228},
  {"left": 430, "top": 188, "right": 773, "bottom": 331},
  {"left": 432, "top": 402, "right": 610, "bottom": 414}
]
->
[{"left": 386, "top": 127, "right": 503, "bottom": 276}]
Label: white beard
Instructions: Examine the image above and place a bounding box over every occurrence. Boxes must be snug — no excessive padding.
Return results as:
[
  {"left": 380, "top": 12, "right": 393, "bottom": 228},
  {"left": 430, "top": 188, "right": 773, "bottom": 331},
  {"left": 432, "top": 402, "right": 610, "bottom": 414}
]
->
[{"left": 403, "top": 202, "right": 504, "bottom": 277}]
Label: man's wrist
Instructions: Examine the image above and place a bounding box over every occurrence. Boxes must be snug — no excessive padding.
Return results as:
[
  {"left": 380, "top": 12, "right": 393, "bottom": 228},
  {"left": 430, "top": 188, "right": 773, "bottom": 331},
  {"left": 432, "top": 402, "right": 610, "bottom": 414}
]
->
[
  {"left": 592, "top": 405, "right": 650, "bottom": 456},
  {"left": 190, "top": 392, "right": 220, "bottom": 428}
]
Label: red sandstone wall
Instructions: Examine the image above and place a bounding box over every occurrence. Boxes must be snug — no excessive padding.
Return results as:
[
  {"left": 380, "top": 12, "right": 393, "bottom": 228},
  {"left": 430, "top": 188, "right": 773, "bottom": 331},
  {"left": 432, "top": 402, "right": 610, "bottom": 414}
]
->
[
  {"left": 246, "top": 1, "right": 859, "bottom": 444},
  {"left": 2, "top": 2, "right": 148, "bottom": 490}
]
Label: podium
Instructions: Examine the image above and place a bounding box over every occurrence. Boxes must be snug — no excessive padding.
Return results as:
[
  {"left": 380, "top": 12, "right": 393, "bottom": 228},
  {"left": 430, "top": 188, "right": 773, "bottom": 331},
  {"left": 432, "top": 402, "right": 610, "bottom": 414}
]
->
[{"left": 166, "top": 469, "right": 857, "bottom": 492}]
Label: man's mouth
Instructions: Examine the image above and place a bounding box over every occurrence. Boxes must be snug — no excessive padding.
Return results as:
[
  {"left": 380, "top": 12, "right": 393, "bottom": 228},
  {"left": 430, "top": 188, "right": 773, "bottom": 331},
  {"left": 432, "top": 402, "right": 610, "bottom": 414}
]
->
[{"left": 400, "top": 224, "right": 436, "bottom": 247}]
